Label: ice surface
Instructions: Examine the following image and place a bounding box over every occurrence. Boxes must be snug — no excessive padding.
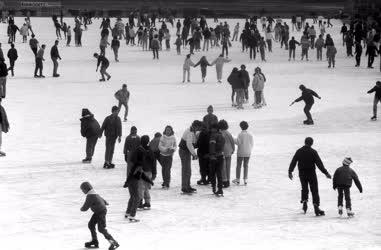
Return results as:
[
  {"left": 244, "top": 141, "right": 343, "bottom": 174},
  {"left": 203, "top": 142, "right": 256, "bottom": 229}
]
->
[{"left": 0, "top": 18, "right": 380, "bottom": 250}]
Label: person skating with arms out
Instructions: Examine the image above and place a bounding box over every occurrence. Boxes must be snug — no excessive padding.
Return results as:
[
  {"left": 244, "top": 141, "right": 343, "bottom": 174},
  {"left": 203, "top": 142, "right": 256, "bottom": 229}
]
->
[
  {"left": 94, "top": 53, "right": 111, "bottom": 82},
  {"left": 114, "top": 84, "right": 130, "bottom": 122},
  {"left": 80, "top": 181, "right": 119, "bottom": 249},
  {"left": 367, "top": 81, "right": 381, "bottom": 121},
  {"left": 290, "top": 84, "right": 321, "bottom": 125},
  {"left": 288, "top": 137, "right": 331, "bottom": 216},
  {"left": 333, "top": 157, "right": 363, "bottom": 217},
  {"left": 182, "top": 54, "right": 195, "bottom": 83}
]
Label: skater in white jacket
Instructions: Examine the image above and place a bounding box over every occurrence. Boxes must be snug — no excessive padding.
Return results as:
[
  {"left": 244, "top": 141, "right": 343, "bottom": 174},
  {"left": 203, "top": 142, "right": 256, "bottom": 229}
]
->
[
  {"left": 182, "top": 54, "right": 195, "bottom": 83},
  {"left": 233, "top": 121, "right": 254, "bottom": 185},
  {"left": 211, "top": 54, "right": 231, "bottom": 83}
]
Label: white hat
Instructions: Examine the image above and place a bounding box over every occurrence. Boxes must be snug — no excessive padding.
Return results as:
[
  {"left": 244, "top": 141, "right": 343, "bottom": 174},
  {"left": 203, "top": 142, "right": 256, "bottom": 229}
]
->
[{"left": 343, "top": 157, "right": 353, "bottom": 166}]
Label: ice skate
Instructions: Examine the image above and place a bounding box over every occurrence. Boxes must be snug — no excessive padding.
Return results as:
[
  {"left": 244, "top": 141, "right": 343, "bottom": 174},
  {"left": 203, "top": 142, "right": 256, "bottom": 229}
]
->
[
  {"left": 338, "top": 206, "right": 343, "bottom": 216},
  {"left": 0, "top": 151, "right": 6, "bottom": 157},
  {"left": 143, "top": 203, "right": 151, "bottom": 210},
  {"left": 371, "top": 116, "right": 377, "bottom": 121},
  {"left": 107, "top": 75, "right": 111, "bottom": 81},
  {"left": 128, "top": 216, "right": 140, "bottom": 223},
  {"left": 243, "top": 179, "right": 248, "bottom": 185},
  {"left": 124, "top": 212, "right": 130, "bottom": 218},
  {"left": 313, "top": 205, "right": 325, "bottom": 216},
  {"left": 181, "top": 188, "right": 193, "bottom": 194},
  {"left": 82, "top": 158, "right": 91, "bottom": 163},
  {"left": 232, "top": 179, "right": 240, "bottom": 185},
  {"left": 99, "top": 78, "right": 105, "bottom": 82},
  {"left": 189, "top": 187, "right": 197, "bottom": 193},
  {"left": 347, "top": 208, "right": 354, "bottom": 217},
  {"left": 197, "top": 179, "right": 208, "bottom": 185},
  {"left": 215, "top": 189, "right": 224, "bottom": 197},
  {"left": 108, "top": 239, "right": 119, "bottom": 250},
  {"left": 84, "top": 239, "right": 99, "bottom": 248}
]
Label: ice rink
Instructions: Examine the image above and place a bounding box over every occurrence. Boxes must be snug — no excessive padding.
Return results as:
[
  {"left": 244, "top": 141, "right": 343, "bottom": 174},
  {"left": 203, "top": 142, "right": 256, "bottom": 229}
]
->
[{"left": 0, "top": 17, "right": 380, "bottom": 250}]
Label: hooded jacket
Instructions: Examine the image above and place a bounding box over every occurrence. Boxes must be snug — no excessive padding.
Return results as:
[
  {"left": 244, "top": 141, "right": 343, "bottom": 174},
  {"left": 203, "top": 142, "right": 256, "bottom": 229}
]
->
[
  {"left": 80, "top": 109, "right": 100, "bottom": 138},
  {"left": 333, "top": 165, "right": 362, "bottom": 191}
]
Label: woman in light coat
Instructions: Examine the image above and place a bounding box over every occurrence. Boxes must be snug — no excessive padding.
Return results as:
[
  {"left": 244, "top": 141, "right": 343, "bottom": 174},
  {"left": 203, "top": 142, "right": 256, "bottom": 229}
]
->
[
  {"left": 211, "top": 54, "right": 231, "bottom": 83},
  {"left": 158, "top": 125, "right": 177, "bottom": 189}
]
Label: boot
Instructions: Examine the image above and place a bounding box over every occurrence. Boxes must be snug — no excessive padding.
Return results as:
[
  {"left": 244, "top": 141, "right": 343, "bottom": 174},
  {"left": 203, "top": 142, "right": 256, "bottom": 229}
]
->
[
  {"left": 84, "top": 239, "right": 99, "bottom": 248},
  {"left": 338, "top": 206, "right": 343, "bottom": 216},
  {"left": 313, "top": 204, "right": 325, "bottom": 216},
  {"left": 302, "top": 201, "right": 308, "bottom": 214},
  {"left": 143, "top": 203, "right": 151, "bottom": 210},
  {"left": 108, "top": 238, "right": 119, "bottom": 250},
  {"left": 215, "top": 189, "right": 224, "bottom": 196},
  {"left": 232, "top": 179, "right": 240, "bottom": 185},
  {"left": 371, "top": 116, "right": 377, "bottom": 121},
  {"left": 82, "top": 158, "right": 92, "bottom": 163},
  {"left": 347, "top": 208, "right": 354, "bottom": 217}
]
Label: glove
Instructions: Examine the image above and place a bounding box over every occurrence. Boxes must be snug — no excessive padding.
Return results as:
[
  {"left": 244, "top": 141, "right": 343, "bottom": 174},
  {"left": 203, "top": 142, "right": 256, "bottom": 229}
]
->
[{"left": 326, "top": 173, "right": 332, "bottom": 179}]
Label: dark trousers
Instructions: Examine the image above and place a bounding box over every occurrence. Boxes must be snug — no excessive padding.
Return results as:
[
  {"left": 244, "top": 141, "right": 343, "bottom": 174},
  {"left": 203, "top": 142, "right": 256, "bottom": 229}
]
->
[
  {"left": 368, "top": 55, "right": 375, "bottom": 67},
  {"left": 152, "top": 48, "right": 159, "bottom": 59},
  {"left": 304, "top": 103, "right": 313, "bottom": 121},
  {"left": 86, "top": 136, "right": 98, "bottom": 159},
  {"left": 160, "top": 155, "right": 173, "bottom": 187},
  {"left": 222, "top": 44, "right": 228, "bottom": 57},
  {"left": 179, "top": 149, "right": 192, "bottom": 189},
  {"left": 126, "top": 180, "right": 142, "bottom": 217},
  {"left": 337, "top": 187, "right": 351, "bottom": 209},
  {"left": 201, "top": 67, "right": 207, "bottom": 79},
  {"left": 67, "top": 35, "right": 71, "bottom": 46},
  {"left": 266, "top": 39, "right": 272, "bottom": 52},
  {"left": 289, "top": 48, "right": 295, "bottom": 59},
  {"left": 8, "top": 59, "right": 15, "bottom": 76},
  {"left": 52, "top": 57, "right": 58, "bottom": 75},
  {"left": 373, "top": 97, "right": 381, "bottom": 117},
  {"left": 249, "top": 46, "right": 256, "bottom": 60},
  {"left": 34, "top": 58, "right": 43, "bottom": 76},
  {"left": 299, "top": 172, "right": 320, "bottom": 206},
  {"left": 31, "top": 47, "right": 37, "bottom": 56},
  {"left": 317, "top": 48, "right": 322, "bottom": 60},
  {"left": 255, "top": 91, "right": 262, "bottom": 104},
  {"left": 244, "top": 88, "right": 249, "bottom": 101},
  {"left": 198, "top": 155, "right": 210, "bottom": 181},
  {"left": 355, "top": 54, "right": 361, "bottom": 66},
  {"left": 88, "top": 211, "right": 113, "bottom": 241},
  {"left": 105, "top": 137, "right": 116, "bottom": 163},
  {"left": 209, "top": 156, "right": 224, "bottom": 191}
]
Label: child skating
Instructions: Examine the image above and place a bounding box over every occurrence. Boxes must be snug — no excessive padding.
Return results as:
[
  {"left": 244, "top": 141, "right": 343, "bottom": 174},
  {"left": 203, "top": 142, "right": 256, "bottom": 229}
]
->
[
  {"left": 194, "top": 56, "right": 211, "bottom": 82},
  {"left": 80, "top": 181, "right": 119, "bottom": 249},
  {"left": 333, "top": 157, "right": 363, "bottom": 217}
]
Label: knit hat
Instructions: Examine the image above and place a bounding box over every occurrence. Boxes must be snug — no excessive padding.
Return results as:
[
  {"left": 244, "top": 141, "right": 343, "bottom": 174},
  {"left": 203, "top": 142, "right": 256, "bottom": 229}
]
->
[
  {"left": 342, "top": 157, "right": 353, "bottom": 166},
  {"left": 81, "top": 108, "right": 91, "bottom": 117},
  {"left": 80, "top": 181, "right": 93, "bottom": 194}
]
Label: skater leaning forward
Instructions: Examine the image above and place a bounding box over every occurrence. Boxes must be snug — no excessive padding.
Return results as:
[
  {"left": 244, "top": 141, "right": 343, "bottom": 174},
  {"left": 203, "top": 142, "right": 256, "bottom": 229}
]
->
[
  {"left": 288, "top": 137, "right": 331, "bottom": 216},
  {"left": 80, "top": 181, "right": 119, "bottom": 249},
  {"left": 333, "top": 157, "right": 362, "bottom": 217},
  {"left": 290, "top": 84, "right": 321, "bottom": 125},
  {"left": 94, "top": 53, "right": 111, "bottom": 82}
]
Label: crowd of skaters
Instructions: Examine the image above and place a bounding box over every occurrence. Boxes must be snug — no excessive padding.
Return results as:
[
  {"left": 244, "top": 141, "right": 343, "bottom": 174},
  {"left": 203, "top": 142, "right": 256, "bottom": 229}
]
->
[{"left": 0, "top": 11, "right": 380, "bottom": 250}]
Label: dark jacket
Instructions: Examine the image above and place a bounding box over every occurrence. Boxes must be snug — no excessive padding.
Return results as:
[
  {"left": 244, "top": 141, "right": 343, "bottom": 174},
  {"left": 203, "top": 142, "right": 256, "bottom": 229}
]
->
[
  {"left": 80, "top": 191, "right": 108, "bottom": 214},
  {"left": 239, "top": 69, "right": 250, "bottom": 88},
  {"left": 0, "top": 105, "right": 10, "bottom": 133},
  {"left": 368, "top": 85, "right": 381, "bottom": 99},
  {"left": 228, "top": 71, "right": 244, "bottom": 90},
  {"left": 7, "top": 48, "right": 18, "bottom": 61},
  {"left": 289, "top": 145, "right": 329, "bottom": 176},
  {"left": 209, "top": 131, "right": 225, "bottom": 158},
  {"left": 295, "top": 88, "right": 319, "bottom": 105},
  {"left": 203, "top": 113, "right": 218, "bottom": 130},
  {"left": 123, "top": 134, "right": 141, "bottom": 155},
  {"left": 80, "top": 113, "right": 100, "bottom": 138},
  {"left": 196, "top": 129, "right": 210, "bottom": 157},
  {"left": 97, "top": 55, "right": 109, "bottom": 68},
  {"left": 0, "top": 61, "right": 8, "bottom": 77},
  {"left": 194, "top": 57, "right": 211, "bottom": 69},
  {"left": 100, "top": 114, "right": 122, "bottom": 138},
  {"left": 50, "top": 45, "right": 61, "bottom": 59},
  {"left": 333, "top": 165, "right": 362, "bottom": 192},
  {"left": 141, "top": 145, "right": 157, "bottom": 178},
  {"left": 111, "top": 39, "right": 120, "bottom": 48},
  {"left": 126, "top": 146, "right": 155, "bottom": 185},
  {"left": 289, "top": 39, "right": 300, "bottom": 49}
]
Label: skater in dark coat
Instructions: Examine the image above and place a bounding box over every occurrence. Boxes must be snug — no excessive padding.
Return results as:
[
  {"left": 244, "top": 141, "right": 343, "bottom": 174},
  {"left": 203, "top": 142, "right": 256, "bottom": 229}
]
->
[
  {"left": 290, "top": 84, "right": 321, "bottom": 125},
  {"left": 29, "top": 34, "right": 39, "bottom": 56},
  {"left": 208, "top": 123, "right": 225, "bottom": 195},
  {"left": 80, "top": 181, "right": 119, "bottom": 250},
  {"left": 367, "top": 81, "right": 381, "bottom": 121},
  {"left": 123, "top": 126, "right": 141, "bottom": 184},
  {"left": 0, "top": 98, "right": 10, "bottom": 156},
  {"left": 202, "top": 105, "right": 218, "bottom": 130},
  {"left": 80, "top": 108, "right": 100, "bottom": 163},
  {"left": 94, "top": 53, "right": 111, "bottom": 81},
  {"left": 354, "top": 41, "right": 362, "bottom": 67},
  {"left": 0, "top": 60, "right": 8, "bottom": 99},
  {"left": 7, "top": 43, "right": 17, "bottom": 76},
  {"left": 288, "top": 137, "right": 331, "bottom": 216},
  {"left": 227, "top": 67, "right": 242, "bottom": 107},
  {"left": 99, "top": 106, "right": 122, "bottom": 168},
  {"left": 196, "top": 123, "right": 211, "bottom": 185},
  {"left": 140, "top": 135, "right": 157, "bottom": 210},
  {"left": 125, "top": 135, "right": 154, "bottom": 222},
  {"left": 239, "top": 65, "right": 250, "bottom": 103},
  {"left": 50, "top": 40, "right": 61, "bottom": 77},
  {"left": 365, "top": 41, "right": 379, "bottom": 68},
  {"left": 333, "top": 157, "right": 362, "bottom": 217},
  {"left": 194, "top": 56, "right": 211, "bottom": 82}
]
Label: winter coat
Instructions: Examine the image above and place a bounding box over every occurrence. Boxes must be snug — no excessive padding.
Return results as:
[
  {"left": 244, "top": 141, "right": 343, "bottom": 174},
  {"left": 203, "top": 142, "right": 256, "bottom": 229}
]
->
[
  {"left": 99, "top": 37, "right": 109, "bottom": 48},
  {"left": 314, "top": 38, "right": 324, "bottom": 49},
  {"left": 235, "top": 130, "right": 254, "bottom": 157},
  {"left": 100, "top": 114, "right": 122, "bottom": 138},
  {"left": 151, "top": 38, "right": 160, "bottom": 49},
  {"left": 126, "top": 147, "right": 154, "bottom": 186},
  {"left": 123, "top": 134, "right": 141, "bottom": 155},
  {"left": 19, "top": 25, "right": 29, "bottom": 36},
  {"left": 288, "top": 145, "right": 329, "bottom": 177},
  {"left": 221, "top": 130, "right": 235, "bottom": 157},
  {"left": 179, "top": 128, "right": 197, "bottom": 156},
  {"left": 196, "top": 129, "right": 210, "bottom": 157},
  {"left": 158, "top": 134, "right": 177, "bottom": 156},
  {"left": 211, "top": 57, "right": 231, "bottom": 72},
  {"left": 80, "top": 189, "right": 108, "bottom": 214},
  {"left": 0, "top": 105, "right": 9, "bottom": 133},
  {"left": 149, "top": 137, "right": 161, "bottom": 155},
  {"left": 29, "top": 38, "right": 39, "bottom": 49},
  {"left": 183, "top": 58, "right": 195, "bottom": 70},
  {"left": 111, "top": 39, "right": 120, "bottom": 49},
  {"left": 239, "top": 69, "right": 250, "bottom": 89},
  {"left": 0, "top": 61, "right": 8, "bottom": 77},
  {"left": 227, "top": 71, "right": 243, "bottom": 90},
  {"left": 194, "top": 57, "right": 211, "bottom": 69},
  {"left": 326, "top": 46, "right": 337, "bottom": 57},
  {"left": 141, "top": 146, "right": 157, "bottom": 177},
  {"left": 289, "top": 39, "right": 300, "bottom": 49},
  {"left": 294, "top": 88, "right": 319, "bottom": 105},
  {"left": 203, "top": 113, "right": 218, "bottom": 130},
  {"left": 7, "top": 48, "right": 18, "bottom": 61},
  {"left": 50, "top": 45, "right": 61, "bottom": 59},
  {"left": 366, "top": 42, "right": 378, "bottom": 56},
  {"left": 252, "top": 73, "right": 266, "bottom": 91},
  {"left": 209, "top": 131, "right": 225, "bottom": 158},
  {"left": 300, "top": 36, "right": 310, "bottom": 49},
  {"left": 333, "top": 165, "right": 362, "bottom": 191},
  {"left": 80, "top": 114, "right": 100, "bottom": 138},
  {"left": 36, "top": 48, "right": 45, "bottom": 59},
  {"left": 368, "top": 85, "right": 381, "bottom": 99},
  {"left": 114, "top": 89, "right": 130, "bottom": 103}
]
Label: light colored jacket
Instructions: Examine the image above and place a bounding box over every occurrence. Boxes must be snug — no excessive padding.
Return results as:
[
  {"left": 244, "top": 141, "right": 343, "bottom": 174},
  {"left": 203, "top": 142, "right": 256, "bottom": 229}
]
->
[
  {"left": 221, "top": 130, "right": 235, "bottom": 156},
  {"left": 181, "top": 128, "right": 197, "bottom": 156},
  {"left": 235, "top": 130, "right": 254, "bottom": 157},
  {"left": 158, "top": 135, "right": 177, "bottom": 156},
  {"left": 20, "top": 25, "right": 29, "bottom": 36},
  {"left": 211, "top": 57, "right": 231, "bottom": 71},
  {"left": 183, "top": 58, "right": 195, "bottom": 70},
  {"left": 252, "top": 73, "right": 266, "bottom": 91}
]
